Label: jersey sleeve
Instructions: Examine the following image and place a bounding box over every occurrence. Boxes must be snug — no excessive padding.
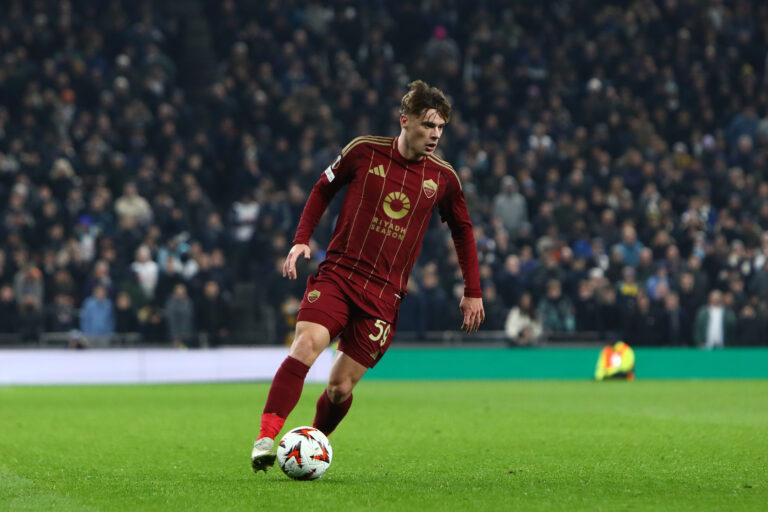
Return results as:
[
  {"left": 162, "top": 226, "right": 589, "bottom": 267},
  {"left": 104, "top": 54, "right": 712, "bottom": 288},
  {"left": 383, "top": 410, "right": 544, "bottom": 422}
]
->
[
  {"left": 438, "top": 172, "right": 482, "bottom": 298},
  {"left": 292, "top": 141, "right": 361, "bottom": 245}
]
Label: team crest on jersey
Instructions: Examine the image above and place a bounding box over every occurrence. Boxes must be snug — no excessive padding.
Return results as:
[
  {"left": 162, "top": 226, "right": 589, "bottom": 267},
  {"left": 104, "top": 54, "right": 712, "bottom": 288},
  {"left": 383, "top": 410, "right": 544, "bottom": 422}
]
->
[
  {"left": 422, "top": 179, "right": 437, "bottom": 198},
  {"left": 307, "top": 290, "right": 321, "bottom": 303}
]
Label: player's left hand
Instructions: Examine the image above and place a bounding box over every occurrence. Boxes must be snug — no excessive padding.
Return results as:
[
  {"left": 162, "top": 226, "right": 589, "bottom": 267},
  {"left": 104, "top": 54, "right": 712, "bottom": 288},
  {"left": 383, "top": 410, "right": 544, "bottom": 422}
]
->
[{"left": 459, "top": 296, "right": 485, "bottom": 334}]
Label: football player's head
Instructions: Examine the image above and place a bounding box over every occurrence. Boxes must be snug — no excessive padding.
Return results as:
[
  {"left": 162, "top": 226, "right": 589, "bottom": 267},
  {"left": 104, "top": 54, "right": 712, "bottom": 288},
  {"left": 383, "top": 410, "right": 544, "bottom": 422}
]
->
[{"left": 399, "top": 80, "right": 451, "bottom": 159}]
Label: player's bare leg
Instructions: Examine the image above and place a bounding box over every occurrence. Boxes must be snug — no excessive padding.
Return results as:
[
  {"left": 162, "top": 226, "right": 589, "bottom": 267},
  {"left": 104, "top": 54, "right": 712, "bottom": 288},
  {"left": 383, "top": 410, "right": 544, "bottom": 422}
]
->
[
  {"left": 313, "top": 351, "right": 367, "bottom": 436},
  {"left": 251, "top": 321, "right": 331, "bottom": 473}
]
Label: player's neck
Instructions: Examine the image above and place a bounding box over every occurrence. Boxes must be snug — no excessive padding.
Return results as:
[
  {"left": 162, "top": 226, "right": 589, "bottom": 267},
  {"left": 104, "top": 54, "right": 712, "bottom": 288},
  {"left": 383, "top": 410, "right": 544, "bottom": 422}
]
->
[{"left": 396, "top": 134, "right": 425, "bottom": 162}]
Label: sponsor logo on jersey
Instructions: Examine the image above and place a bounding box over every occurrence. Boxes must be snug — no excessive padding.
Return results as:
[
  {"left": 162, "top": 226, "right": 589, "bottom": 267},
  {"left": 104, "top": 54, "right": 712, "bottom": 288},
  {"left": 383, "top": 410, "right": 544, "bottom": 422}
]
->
[
  {"left": 422, "top": 179, "right": 437, "bottom": 198},
  {"left": 368, "top": 164, "right": 386, "bottom": 178},
  {"left": 323, "top": 155, "right": 341, "bottom": 182},
  {"left": 369, "top": 216, "right": 407, "bottom": 240},
  {"left": 382, "top": 191, "right": 410, "bottom": 220},
  {"left": 307, "top": 290, "right": 321, "bottom": 303},
  {"left": 369, "top": 350, "right": 380, "bottom": 360}
]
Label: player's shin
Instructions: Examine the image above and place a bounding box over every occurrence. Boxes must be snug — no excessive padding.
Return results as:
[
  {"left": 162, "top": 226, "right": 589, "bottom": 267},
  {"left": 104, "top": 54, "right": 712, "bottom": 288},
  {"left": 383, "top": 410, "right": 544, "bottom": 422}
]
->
[
  {"left": 312, "top": 389, "right": 353, "bottom": 436},
  {"left": 258, "top": 356, "right": 311, "bottom": 440}
]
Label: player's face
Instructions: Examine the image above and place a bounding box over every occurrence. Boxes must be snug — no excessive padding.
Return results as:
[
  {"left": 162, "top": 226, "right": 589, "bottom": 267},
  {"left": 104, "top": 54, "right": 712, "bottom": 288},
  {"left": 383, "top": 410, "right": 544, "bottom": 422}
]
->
[{"left": 401, "top": 109, "right": 446, "bottom": 159}]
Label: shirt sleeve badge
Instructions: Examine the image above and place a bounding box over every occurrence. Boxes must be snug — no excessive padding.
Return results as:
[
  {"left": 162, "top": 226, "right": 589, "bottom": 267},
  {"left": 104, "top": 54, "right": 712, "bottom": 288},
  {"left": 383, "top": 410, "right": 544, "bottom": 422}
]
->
[{"left": 323, "top": 155, "right": 341, "bottom": 182}]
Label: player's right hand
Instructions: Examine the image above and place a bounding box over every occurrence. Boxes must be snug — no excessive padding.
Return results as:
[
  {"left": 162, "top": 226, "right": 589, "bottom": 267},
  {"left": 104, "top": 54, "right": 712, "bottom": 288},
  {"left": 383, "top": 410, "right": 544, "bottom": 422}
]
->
[
  {"left": 459, "top": 296, "right": 485, "bottom": 334},
  {"left": 283, "top": 244, "right": 311, "bottom": 280}
]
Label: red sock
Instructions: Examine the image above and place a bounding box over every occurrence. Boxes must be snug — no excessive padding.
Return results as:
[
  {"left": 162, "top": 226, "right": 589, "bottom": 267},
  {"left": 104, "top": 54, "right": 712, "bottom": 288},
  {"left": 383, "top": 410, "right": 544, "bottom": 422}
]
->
[
  {"left": 313, "top": 390, "right": 353, "bottom": 436},
  {"left": 258, "top": 413, "right": 284, "bottom": 441},
  {"left": 258, "top": 356, "right": 310, "bottom": 439}
]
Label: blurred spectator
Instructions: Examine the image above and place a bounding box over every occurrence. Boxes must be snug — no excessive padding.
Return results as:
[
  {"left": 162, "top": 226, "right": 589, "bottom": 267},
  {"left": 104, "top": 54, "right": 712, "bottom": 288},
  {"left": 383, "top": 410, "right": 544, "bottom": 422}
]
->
[
  {"left": 614, "top": 226, "right": 644, "bottom": 267},
  {"left": 636, "top": 248, "right": 656, "bottom": 285},
  {"left": 617, "top": 266, "right": 640, "bottom": 307},
  {"left": 492, "top": 176, "right": 527, "bottom": 239},
  {"left": 624, "top": 294, "right": 662, "bottom": 347},
  {"left": 48, "top": 269, "right": 77, "bottom": 303},
  {"left": 115, "top": 291, "right": 139, "bottom": 334},
  {"left": 504, "top": 292, "right": 542, "bottom": 346},
  {"left": 735, "top": 303, "right": 766, "bottom": 346},
  {"left": 530, "top": 250, "right": 565, "bottom": 299},
  {"left": 495, "top": 254, "right": 525, "bottom": 308},
  {"left": 694, "top": 290, "right": 737, "bottom": 349},
  {"left": 196, "top": 280, "right": 232, "bottom": 347},
  {"left": 481, "top": 284, "right": 506, "bottom": 331},
  {"left": 596, "top": 286, "right": 622, "bottom": 340},
  {"left": 118, "top": 270, "right": 150, "bottom": 314},
  {"left": 229, "top": 191, "right": 259, "bottom": 279},
  {"left": 646, "top": 263, "right": 670, "bottom": 301},
  {"left": 18, "top": 296, "right": 44, "bottom": 343},
  {"left": 165, "top": 283, "right": 195, "bottom": 347},
  {"left": 658, "top": 292, "right": 692, "bottom": 347},
  {"left": 13, "top": 265, "right": 44, "bottom": 312},
  {"left": 0, "top": 285, "right": 18, "bottom": 334},
  {"left": 423, "top": 25, "right": 460, "bottom": 80},
  {"left": 208, "top": 249, "right": 234, "bottom": 294},
  {"left": 538, "top": 280, "right": 575, "bottom": 334},
  {"left": 199, "top": 212, "right": 228, "bottom": 251},
  {"left": 80, "top": 285, "right": 115, "bottom": 341},
  {"left": 131, "top": 246, "right": 159, "bottom": 300},
  {"left": 750, "top": 260, "right": 768, "bottom": 300},
  {"left": 0, "top": 249, "right": 11, "bottom": 285},
  {"left": 421, "top": 263, "right": 449, "bottom": 331},
  {"left": 138, "top": 306, "right": 165, "bottom": 343},
  {"left": 115, "top": 183, "right": 153, "bottom": 227},
  {"left": 46, "top": 294, "right": 78, "bottom": 332},
  {"left": 82, "top": 260, "right": 114, "bottom": 302},
  {"left": 397, "top": 279, "right": 426, "bottom": 339},
  {"left": 677, "top": 271, "right": 705, "bottom": 320},
  {"left": 154, "top": 255, "right": 185, "bottom": 306},
  {"left": 574, "top": 280, "right": 599, "bottom": 332}
]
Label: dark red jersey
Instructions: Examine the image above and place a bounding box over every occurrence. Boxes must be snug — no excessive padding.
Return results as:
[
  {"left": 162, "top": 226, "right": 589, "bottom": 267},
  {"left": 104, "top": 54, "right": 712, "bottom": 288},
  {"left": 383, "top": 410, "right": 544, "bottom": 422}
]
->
[{"left": 293, "top": 135, "right": 481, "bottom": 304}]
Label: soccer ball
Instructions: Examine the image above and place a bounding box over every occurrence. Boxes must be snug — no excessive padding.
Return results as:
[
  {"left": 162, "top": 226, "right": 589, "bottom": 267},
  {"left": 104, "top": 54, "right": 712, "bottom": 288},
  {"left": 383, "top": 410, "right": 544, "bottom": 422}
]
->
[{"left": 276, "top": 426, "right": 333, "bottom": 480}]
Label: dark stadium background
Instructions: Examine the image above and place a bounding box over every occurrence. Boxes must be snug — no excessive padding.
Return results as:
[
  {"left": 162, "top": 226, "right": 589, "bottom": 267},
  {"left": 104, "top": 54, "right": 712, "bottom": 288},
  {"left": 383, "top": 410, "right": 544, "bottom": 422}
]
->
[{"left": 1, "top": 0, "right": 768, "bottom": 350}]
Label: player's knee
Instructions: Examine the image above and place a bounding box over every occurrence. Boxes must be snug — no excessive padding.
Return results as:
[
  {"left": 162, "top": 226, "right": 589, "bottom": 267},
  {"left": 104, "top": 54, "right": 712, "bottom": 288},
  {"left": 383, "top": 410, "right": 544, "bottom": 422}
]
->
[
  {"left": 290, "top": 332, "right": 326, "bottom": 364},
  {"left": 326, "top": 379, "right": 353, "bottom": 403}
]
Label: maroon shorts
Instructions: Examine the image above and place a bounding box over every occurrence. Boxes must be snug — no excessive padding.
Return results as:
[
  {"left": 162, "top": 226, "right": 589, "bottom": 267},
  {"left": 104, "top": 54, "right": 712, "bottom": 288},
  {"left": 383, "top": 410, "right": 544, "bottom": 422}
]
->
[{"left": 297, "top": 270, "right": 399, "bottom": 368}]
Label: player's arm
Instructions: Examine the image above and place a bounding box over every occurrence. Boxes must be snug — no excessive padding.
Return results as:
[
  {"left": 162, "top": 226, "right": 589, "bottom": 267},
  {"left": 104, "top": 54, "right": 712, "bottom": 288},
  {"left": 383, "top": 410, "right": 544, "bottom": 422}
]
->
[
  {"left": 438, "top": 176, "right": 485, "bottom": 333},
  {"left": 284, "top": 146, "right": 359, "bottom": 280}
]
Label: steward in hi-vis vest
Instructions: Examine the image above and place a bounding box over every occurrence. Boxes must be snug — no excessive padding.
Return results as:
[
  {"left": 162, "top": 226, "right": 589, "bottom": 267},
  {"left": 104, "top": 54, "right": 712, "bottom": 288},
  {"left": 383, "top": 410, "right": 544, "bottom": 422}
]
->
[{"left": 595, "top": 341, "right": 635, "bottom": 381}]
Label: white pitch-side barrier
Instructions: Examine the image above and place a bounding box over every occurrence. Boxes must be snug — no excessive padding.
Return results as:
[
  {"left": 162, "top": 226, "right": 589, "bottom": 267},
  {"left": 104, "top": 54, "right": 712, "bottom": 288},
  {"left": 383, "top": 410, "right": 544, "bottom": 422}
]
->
[{"left": 0, "top": 347, "right": 334, "bottom": 385}]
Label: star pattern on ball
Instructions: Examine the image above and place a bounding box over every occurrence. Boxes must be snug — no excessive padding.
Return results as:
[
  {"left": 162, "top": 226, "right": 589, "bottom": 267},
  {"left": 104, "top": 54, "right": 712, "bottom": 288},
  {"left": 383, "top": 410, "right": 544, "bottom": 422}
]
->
[
  {"left": 294, "top": 428, "right": 316, "bottom": 440},
  {"left": 311, "top": 444, "right": 330, "bottom": 463},
  {"left": 285, "top": 441, "right": 303, "bottom": 468}
]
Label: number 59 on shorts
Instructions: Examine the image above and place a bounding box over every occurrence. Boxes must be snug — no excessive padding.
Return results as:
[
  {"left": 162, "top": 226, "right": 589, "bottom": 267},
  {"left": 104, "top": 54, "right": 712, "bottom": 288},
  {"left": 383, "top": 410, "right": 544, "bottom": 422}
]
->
[{"left": 368, "top": 319, "right": 391, "bottom": 347}]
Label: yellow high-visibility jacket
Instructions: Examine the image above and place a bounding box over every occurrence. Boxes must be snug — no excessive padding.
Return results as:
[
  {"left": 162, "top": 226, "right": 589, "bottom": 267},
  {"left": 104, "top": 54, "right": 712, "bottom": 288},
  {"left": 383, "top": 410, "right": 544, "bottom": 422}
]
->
[{"left": 595, "top": 341, "right": 635, "bottom": 381}]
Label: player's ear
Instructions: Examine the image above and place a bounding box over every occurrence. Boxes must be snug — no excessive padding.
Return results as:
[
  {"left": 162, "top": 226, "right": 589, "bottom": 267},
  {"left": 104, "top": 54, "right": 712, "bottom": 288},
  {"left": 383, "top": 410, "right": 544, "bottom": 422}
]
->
[{"left": 400, "top": 114, "right": 408, "bottom": 129}]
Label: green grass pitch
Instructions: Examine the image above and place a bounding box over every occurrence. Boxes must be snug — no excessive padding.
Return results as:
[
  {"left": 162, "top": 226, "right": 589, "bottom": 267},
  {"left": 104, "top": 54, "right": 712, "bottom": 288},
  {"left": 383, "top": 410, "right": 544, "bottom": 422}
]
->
[{"left": 1, "top": 380, "right": 766, "bottom": 511}]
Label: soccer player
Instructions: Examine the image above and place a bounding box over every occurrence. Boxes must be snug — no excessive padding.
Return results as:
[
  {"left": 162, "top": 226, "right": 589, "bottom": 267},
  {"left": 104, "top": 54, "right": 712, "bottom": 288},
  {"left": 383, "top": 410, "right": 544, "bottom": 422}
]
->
[{"left": 251, "top": 80, "right": 485, "bottom": 472}]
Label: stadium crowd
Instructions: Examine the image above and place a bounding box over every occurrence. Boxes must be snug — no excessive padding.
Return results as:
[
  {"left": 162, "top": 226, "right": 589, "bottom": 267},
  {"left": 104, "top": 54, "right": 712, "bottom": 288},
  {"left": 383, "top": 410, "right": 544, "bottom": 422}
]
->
[{"left": 1, "top": 0, "right": 768, "bottom": 348}]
